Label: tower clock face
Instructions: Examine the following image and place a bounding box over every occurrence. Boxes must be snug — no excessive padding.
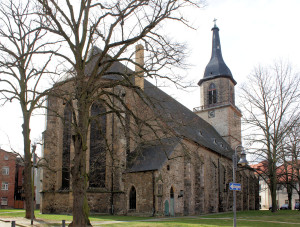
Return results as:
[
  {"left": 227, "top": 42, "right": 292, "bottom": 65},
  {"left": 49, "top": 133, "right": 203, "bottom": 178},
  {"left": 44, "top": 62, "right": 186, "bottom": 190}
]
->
[{"left": 208, "top": 110, "right": 215, "bottom": 118}]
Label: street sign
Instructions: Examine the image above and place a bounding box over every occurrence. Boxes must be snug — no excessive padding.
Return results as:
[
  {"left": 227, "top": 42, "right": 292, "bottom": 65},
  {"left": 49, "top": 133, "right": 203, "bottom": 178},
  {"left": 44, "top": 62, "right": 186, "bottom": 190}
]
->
[{"left": 229, "top": 182, "right": 241, "bottom": 191}]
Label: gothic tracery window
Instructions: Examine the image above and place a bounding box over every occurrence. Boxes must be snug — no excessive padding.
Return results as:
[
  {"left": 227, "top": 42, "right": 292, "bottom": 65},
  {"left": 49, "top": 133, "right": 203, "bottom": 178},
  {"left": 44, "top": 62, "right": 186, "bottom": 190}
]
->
[
  {"left": 62, "top": 103, "right": 72, "bottom": 189},
  {"left": 208, "top": 83, "right": 217, "bottom": 105},
  {"left": 89, "top": 102, "right": 106, "bottom": 188},
  {"left": 125, "top": 109, "right": 131, "bottom": 156}
]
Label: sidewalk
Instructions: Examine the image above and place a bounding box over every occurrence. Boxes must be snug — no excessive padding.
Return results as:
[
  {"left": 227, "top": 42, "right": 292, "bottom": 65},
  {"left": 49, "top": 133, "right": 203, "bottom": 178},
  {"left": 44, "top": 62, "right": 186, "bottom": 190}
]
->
[
  {"left": 0, "top": 217, "right": 129, "bottom": 226},
  {"left": 0, "top": 217, "right": 67, "bottom": 227}
]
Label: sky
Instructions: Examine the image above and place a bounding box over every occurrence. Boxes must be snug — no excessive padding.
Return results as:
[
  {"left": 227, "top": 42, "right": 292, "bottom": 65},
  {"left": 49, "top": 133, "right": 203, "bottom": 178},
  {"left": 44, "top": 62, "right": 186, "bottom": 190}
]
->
[{"left": 0, "top": 0, "right": 300, "bottom": 155}]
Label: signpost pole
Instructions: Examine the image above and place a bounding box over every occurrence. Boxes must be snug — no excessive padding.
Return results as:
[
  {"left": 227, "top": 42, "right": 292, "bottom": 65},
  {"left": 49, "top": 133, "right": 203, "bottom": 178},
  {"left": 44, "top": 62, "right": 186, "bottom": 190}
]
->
[
  {"left": 232, "top": 154, "right": 237, "bottom": 227},
  {"left": 232, "top": 145, "right": 248, "bottom": 227}
]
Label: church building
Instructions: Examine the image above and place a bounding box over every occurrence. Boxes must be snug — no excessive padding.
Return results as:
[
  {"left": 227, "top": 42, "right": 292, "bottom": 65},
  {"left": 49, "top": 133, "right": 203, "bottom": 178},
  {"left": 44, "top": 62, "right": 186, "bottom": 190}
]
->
[{"left": 40, "top": 23, "right": 259, "bottom": 216}]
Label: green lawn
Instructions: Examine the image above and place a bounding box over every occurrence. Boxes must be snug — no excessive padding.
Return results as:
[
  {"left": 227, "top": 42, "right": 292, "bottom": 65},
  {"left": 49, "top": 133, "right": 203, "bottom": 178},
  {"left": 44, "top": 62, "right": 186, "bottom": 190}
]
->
[
  {"left": 104, "top": 210, "right": 300, "bottom": 227},
  {"left": 0, "top": 209, "right": 151, "bottom": 221},
  {"left": 0, "top": 209, "right": 299, "bottom": 226}
]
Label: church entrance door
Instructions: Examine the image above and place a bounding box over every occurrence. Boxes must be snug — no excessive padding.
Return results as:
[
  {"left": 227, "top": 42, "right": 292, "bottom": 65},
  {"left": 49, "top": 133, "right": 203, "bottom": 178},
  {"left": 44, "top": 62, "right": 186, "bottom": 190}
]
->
[
  {"left": 164, "top": 200, "right": 169, "bottom": 216},
  {"left": 170, "top": 187, "right": 175, "bottom": 216}
]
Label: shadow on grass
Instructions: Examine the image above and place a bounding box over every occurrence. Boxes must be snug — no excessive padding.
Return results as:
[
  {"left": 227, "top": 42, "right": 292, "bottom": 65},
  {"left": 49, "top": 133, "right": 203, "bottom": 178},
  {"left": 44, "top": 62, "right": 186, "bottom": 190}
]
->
[
  {"left": 105, "top": 218, "right": 299, "bottom": 227},
  {"left": 0, "top": 209, "right": 299, "bottom": 226}
]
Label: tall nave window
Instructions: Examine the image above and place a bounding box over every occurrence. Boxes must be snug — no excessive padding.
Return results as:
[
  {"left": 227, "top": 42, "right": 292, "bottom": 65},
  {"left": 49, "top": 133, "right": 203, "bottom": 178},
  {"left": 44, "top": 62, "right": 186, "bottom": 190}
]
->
[
  {"left": 61, "top": 103, "right": 72, "bottom": 189},
  {"left": 89, "top": 102, "right": 106, "bottom": 188}
]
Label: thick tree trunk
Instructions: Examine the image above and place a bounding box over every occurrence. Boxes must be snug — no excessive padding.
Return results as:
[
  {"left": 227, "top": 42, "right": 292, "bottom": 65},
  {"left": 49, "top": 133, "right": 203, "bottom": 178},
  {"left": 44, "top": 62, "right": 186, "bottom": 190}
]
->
[
  {"left": 270, "top": 176, "right": 278, "bottom": 212},
  {"left": 298, "top": 191, "right": 300, "bottom": 210},
  {"left": 287, "top": 184, "right": 292, "bottom": 209},
  {"left": 69, "top": 97, "right": 91, "bottom": 226},
  {"left": 69, "top": 137, "right": 91, "bottom": 226},
  {"left": 22, "top": 115, "right": 34, "bottom": 219},
  {"left": 269, "top": 161, "right": 277, "bottom": 212}
]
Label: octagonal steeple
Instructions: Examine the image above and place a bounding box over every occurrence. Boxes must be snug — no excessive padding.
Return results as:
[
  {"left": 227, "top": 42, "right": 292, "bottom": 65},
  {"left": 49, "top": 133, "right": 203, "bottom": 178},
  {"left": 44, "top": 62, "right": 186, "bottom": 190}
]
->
[{"left": 198, "top": 22, "right": 236, "bottom": 86}]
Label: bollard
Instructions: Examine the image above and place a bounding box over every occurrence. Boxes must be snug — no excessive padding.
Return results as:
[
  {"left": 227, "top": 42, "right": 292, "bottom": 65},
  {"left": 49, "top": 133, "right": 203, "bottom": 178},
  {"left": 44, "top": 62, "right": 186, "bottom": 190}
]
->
[
  {"left": 11, "top": 221, "right": 15, "bottom": 227},
  {"left": 62, "top": 220, "right": 66, "bottom": 227}
]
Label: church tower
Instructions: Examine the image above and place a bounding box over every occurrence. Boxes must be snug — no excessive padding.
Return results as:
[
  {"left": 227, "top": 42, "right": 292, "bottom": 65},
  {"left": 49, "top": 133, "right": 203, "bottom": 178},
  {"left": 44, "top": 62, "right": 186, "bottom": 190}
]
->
[{"left": 194, "top": 21, "right": 242, "bottom": 149}]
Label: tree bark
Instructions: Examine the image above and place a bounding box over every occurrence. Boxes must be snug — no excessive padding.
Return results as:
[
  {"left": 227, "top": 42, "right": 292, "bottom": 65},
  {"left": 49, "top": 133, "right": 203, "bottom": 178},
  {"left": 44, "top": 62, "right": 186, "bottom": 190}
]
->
[
  {"left": 69, "top": 91, "right": 91, "bottom": 227},
  {"left": 269, "top": 160, "right": 277, "bottom": 213},
  {"left": 22, "top": 113, "right": 34, "bottom": 219},
  {"left": 287, "top": 184, "right": 292, "bottom": 209}
]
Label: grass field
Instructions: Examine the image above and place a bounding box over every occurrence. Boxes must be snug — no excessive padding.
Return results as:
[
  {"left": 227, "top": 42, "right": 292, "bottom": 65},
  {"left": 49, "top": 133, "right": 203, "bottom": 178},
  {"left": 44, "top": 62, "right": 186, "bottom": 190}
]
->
[
  {"left": 0, "top": 209, "right": 299, "bottom": 226},
  {"left": 0, "top": 209, "right": 152, "bottom": 222}
]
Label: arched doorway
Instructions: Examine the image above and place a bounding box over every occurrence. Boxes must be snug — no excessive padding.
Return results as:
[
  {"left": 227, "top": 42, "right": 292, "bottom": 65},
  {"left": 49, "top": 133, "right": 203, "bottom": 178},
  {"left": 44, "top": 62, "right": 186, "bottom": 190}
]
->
[
  {"left": 170, "top": 187, "right": 175, "bottom": 216},
  {"left": 129, "top": 186, "right": 136, "bottom": 210},
  {"left": 164, "top": 200, "right": 169, "bottom": 216}
]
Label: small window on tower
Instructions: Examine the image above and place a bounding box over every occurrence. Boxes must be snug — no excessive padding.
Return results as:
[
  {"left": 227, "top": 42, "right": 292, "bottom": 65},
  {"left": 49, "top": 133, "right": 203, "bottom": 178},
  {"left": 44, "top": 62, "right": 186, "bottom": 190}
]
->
[
  {"left": 208, "top": 83, "right": 217, "bottom": 105},
  {"left": 230, "top": 86, "right": 235, "bottom": 104}
]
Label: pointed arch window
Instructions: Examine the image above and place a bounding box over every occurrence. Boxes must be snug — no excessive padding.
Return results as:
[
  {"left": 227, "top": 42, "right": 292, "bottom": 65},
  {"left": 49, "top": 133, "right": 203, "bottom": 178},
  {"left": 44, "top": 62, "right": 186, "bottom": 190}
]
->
[
  {"left": 89, "top": 102, "right": 106, "bottom": 188},
  {"left": 170, "top": 187, "right": 174, "bottom": 198},
  {"left": 125, "top": 109, "right": 131, "bottom": 156},
  {"left": 230, "top": 85, "right": 235, "bottom": 104},
  {"left": 208, "top": 83, "right": 217, "bottom": 105},
  {"left": 129, "top": 186, "right": 136, "bottom": 210},
  {"left": 62, "top": 103, "right": 72, "bottom": 189}
]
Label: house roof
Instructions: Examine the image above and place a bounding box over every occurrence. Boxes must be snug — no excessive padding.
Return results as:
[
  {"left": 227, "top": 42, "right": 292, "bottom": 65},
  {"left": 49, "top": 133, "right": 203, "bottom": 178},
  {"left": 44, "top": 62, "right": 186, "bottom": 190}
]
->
[
  {"left": 251, "top": 160, "right": 300, "bottom": 183},
  {"left": 0, "top": 148, "right": 17, "bottom": 157}
]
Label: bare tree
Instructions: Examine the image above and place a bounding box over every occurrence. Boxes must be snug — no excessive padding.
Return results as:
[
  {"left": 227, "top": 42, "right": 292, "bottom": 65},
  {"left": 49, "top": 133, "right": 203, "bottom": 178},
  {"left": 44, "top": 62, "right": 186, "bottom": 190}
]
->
[
  {"left": 240, "top": 61, "right": 300, "bottom": 212},
  {"left": 0, "top": 0, "right": 53, "bottom": 219},
  {"left": 34, "top": 0, "right": 203, "bottom": 226},
  {"left": 283, "top": 122, "right": 300, "bottom": 205},
  {"left": 278, "top": 150, "right": 295, "bottom": 210}
]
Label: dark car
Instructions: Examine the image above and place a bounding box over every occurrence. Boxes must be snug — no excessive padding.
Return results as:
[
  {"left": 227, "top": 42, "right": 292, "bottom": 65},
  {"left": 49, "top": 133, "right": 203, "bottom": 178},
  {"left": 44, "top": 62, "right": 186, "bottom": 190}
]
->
[
  {"left": 269, "top": 205, "right": 278, "bottom": 210},
  {"left": 295, "top": 203, "right": 299, "bottom": 210},
  {"left": 280, "top": 204, "right": 290, "bottom": 210}
]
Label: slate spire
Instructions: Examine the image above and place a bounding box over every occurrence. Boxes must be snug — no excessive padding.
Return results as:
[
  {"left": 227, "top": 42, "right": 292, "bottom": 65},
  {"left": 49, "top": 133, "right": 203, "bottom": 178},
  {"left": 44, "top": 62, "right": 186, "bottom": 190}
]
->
[{"left": 198, "top": 21, "right": 236, "bottom": 85}]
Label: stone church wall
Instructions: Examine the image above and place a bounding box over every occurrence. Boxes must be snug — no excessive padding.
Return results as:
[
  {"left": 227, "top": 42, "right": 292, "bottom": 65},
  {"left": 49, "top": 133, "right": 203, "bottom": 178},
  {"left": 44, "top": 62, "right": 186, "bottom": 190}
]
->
[
  {"left": 41, "top": 192, "right": 71, "bottom": 213},
  {"left": 156, "top": 146, "right": 185, "bottom": 216},
  {"left": 123, "top": 171, "right": 154, "bottom": 215},
  {"left": 40, "top": 81, "right": 258, "bottom": 216}
]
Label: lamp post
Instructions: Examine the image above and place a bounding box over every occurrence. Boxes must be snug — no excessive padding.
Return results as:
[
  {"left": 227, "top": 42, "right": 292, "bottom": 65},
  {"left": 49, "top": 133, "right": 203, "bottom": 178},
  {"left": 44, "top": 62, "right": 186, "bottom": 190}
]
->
[{"left": 233, "top": 145, "right": 248, "bottom": 227}]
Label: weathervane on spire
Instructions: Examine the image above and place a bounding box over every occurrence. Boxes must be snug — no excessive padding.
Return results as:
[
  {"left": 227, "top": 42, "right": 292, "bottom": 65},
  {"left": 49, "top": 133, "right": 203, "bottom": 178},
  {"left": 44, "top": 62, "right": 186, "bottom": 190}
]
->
[{"left": 213, "top": 18, "right": 217, "bottom": 27}]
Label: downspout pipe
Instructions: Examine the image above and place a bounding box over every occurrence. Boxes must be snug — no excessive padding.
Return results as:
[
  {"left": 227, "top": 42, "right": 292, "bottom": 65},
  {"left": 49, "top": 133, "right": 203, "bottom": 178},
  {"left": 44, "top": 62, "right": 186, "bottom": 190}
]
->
[
  {"left": 110, "top": 87, "right": 115, "bottom": 215},
  {"left": 152, "top": 171, "right": 156, "bottom": 216}
]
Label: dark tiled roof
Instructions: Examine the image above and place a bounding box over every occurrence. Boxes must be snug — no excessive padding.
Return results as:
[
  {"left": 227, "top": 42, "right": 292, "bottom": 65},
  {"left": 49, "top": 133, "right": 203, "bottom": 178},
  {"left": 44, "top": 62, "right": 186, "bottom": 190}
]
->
[
  {"left": 198, "top": 25, "right": 236, "bottom": 85},
  {"left": 143, "top": 80, "right": 234, "bottom": 160},
  {"left": 126, "top": 137, "right": 179, "bottom": 173},
  {"left": 85, "top": 48, "right": 133, "bottom": 80},
  {"left": 85, "top": 47, "right": 235, "bottom": 172}
]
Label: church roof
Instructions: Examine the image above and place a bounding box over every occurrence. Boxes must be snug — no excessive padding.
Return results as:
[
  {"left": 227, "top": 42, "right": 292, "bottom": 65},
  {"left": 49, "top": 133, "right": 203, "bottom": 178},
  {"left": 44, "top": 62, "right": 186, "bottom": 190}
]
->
[
  {"left": 198, "top": 24, "right": 236, "bottom": 86},
  {"left": 125, "top": 79, "right": 234, "bottom": 173},
  {"left": 145, "top": 80, "right": 234, "bottom": 155},
  {"left": 85, "top": 47, "right": 235, "bottom": 173},
  {"left": 126, "top": 137, "right": 179, "bottom": 173}
]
